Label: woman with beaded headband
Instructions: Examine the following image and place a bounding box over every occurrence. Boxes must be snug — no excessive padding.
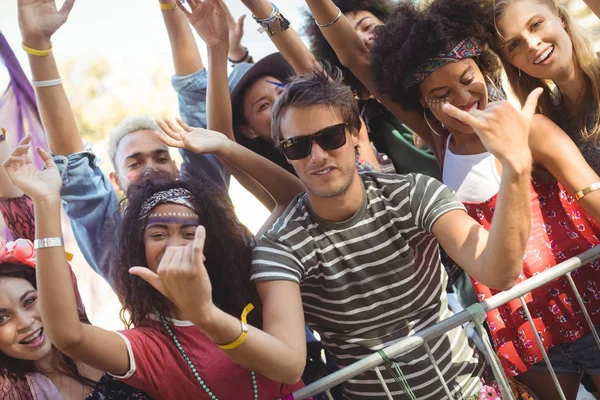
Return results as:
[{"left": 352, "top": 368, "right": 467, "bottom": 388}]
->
[
  {"left": 2, "top": 126, "right": 305, "bottom": 399},
  {"left": 487, "top": 0, "right": 600, "bottom": 175},
  {"left": 0, "top": 133, "right": 150, "bottom": 399},
  {"left": 366, "top": 0, "right": 600, "bottom": 397}
]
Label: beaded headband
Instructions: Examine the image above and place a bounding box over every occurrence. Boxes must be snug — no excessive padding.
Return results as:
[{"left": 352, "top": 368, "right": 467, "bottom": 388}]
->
[
  {"left": 403, "top": 37, "right": 482, "bottom": 91},
  {"left": 139, "top": 188, "right": 198, "bottom": 230}
]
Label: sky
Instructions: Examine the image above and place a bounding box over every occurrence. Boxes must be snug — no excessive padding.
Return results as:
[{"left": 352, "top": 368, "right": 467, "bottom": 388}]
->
[{"left": 0, "top": 0, "right": 310, "bottom": 88}]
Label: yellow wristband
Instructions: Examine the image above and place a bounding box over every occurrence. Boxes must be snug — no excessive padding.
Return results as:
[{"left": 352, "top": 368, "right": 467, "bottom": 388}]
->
[
  {"left": 159, "top": 3, "right": 176, "bottom": 10},
  {"left": 575, "top": 182, "right": 600, "bottom": 201},
  {"left": 219, "top": 303, "right": 254, "bottom": 350},
  {"left": 22, "top": 42, "right": 52, "bottom": 57}
]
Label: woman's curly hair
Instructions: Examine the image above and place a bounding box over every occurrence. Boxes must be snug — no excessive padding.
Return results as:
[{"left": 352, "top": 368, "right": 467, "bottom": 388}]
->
[
  {"left": 370, "top": 0, "right": 501, "bottom": 111},
  {"left": 303, "top": 0, "right": 394, "bottom": 96},
  {"left": 112, "top": 171, "right": 259, "bottom": 328}
]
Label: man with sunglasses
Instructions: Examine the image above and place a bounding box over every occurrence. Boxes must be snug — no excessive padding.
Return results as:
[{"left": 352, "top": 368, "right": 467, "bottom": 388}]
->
[{"left": 243, "top": 68, "right": 539, "bottom": 398}]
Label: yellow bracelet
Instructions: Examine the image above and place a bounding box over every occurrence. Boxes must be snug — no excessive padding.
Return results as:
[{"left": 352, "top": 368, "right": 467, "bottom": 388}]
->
[
  {"left": 159, "top": 2, "right": 176, "bottom": 10},
  {"left": 219, "top": 303, "right": 255, "bottom": 350},
  {"left": 22, "top": 42, "right": 52, "bottom": 57},
  {"left": 575, "top": 182, "right": 600, "bottom": 201}
]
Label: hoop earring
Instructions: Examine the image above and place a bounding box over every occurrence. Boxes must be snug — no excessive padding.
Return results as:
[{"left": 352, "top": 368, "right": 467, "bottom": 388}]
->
[
  {"left": 485, "top": 74, "right": 506, "bottom": 102},
  {"left": 423, "top": 109, "right": 442, "bottom": 137}
]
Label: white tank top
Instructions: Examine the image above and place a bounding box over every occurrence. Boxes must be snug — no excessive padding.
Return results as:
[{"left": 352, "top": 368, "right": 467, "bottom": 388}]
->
[{"left": 442, "top": 135, "right": 501, "bottom": 203}]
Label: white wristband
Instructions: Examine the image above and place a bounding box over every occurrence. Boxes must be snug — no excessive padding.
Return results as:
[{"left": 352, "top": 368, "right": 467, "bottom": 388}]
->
[
  {"left": 32, "top": 78, "right": 62, "bottom": 88},
  {"left": 34, "top": 237, "right": 64, "bottom": 249}
]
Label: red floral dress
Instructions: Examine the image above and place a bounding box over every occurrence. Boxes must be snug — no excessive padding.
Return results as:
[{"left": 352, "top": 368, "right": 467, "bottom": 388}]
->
[{"left": 464, "top": 177, "right": 600, "bottom": 376}]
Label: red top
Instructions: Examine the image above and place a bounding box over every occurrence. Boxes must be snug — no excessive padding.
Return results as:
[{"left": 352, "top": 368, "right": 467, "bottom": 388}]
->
[
  {"left": 464, "top": 177, "right": 600, "bottom": 376},
  {"left": 117, "top": 317, "right": 304, "bottom": 400}
]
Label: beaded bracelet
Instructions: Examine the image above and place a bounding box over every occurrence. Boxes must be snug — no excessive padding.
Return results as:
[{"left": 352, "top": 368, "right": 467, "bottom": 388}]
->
[
  {"left": 252, "top": 2, "right": 290, "bottom": 37},
  {"left": 228, "top": 47, "right": 250, "bottom": 64},
  {"left": 219, "top": 303, "right": 255, "bottom": 350}
]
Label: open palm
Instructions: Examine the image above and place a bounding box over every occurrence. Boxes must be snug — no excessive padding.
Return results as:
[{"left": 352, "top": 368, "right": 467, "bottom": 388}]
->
[
  {"left": 18, "top": 0, "right": 75, "bottom": 44},
  {"left": 2, "top": 137, "right": 62, "bottom": 203},
  {"left": 177, "top": 0, "right": 229, "bottom": 48},
  {"left": 156, "top": 119, "right": 229, "bottom": 155}
]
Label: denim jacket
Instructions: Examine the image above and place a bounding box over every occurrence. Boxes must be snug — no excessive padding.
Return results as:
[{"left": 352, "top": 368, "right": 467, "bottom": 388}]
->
[{"left": 55, "top": 68, "right": 229, "bottom": 286}]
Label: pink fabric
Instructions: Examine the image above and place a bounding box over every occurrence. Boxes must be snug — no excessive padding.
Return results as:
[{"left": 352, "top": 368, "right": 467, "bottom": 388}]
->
[
  {"left": 118, "top": 319, "right": 303, "bottom": 400},
  {"left": 0, "top": 195, "right": 88, "bottom": 322}
]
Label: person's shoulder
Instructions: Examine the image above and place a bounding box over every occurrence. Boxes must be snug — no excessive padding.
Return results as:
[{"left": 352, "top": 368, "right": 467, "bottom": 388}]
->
[
  {"left": 263, "top": 193, "right": 311, "bottom": 238},
  {"left": 362, "top": 171, "right": 423, "bottom": 191}
]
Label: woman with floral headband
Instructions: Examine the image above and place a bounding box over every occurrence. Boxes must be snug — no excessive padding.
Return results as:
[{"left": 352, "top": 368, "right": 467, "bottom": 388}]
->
[
  {"left": 2, "top": 125, "right": 305, "bottom": 399},
  {"left": 364, "top": 0, "right": 600, "bottom": 397},
  {"left": 0, "top": 133, "right": 150, "bottom": 399}
]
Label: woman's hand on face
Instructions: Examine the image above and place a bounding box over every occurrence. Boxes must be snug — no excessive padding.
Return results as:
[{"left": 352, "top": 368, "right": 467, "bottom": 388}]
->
[
  {"left": 18, "top": 0, "right": 75, "bottom": 48},
  {"left": 129, "top": 226, "right": 216, "bottom": 324},
  {"left": 155, "top": 118, "right": 230, "bottom": 155},
  {"left": 177, "top": 0, "right": 229, "bottom": 49},
  {"left": 441, "top": 87, "right": 543, "bottom": 171},
  {"left": 2, "top": 135, "right": 62, "bottom": 203}
]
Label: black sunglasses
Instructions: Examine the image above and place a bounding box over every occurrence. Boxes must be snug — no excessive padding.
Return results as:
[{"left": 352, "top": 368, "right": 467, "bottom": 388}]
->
[{"left": 279, "top": 123, "right": 348, "bottom": 160}]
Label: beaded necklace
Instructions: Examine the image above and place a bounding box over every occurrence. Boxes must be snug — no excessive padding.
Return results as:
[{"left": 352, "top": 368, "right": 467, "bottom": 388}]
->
[{"left": 160, "top": 318, "right": 259, "bottom": 399}]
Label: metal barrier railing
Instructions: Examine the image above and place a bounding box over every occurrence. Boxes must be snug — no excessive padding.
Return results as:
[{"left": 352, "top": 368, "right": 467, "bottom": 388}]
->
[{"left": 286, "top": 245, "right": 600, "bottom": 400}]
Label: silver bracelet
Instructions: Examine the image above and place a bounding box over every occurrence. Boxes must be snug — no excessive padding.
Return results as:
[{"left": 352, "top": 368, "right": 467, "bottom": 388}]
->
[
  {"left": 315, "top": 7, "right": 342, "bottom": 28},
  {"left": 34, "top": 237, "right": 64, "bottom": 250},
  {"left": 32, "top": 78, "right": 62, "bottom": 88},
  {"left": 252, "top": 2, "right": 290, "bottom": 37}
]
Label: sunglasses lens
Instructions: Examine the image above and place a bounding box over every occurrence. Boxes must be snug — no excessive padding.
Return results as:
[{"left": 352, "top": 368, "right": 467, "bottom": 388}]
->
[
  {"left": 283, "top": 138, "right": 311, "bottom": 160},
  {"left": 316, "top": 125, "right": 347, "bottom": 151}
]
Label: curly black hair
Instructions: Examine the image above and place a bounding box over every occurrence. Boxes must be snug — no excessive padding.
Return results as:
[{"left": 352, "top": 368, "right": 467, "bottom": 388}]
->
[
  {"left": 370, "top": 0, "right": 501, "bottom": 111},
  {"left": 0, "top": 264, "right": 94, "bottom": 399},
  {"left": 303, "top": 0, "right": 394, "bottom": 96},
  {"left": 112, "top": 171, "right": 260, "bottom": 329}
]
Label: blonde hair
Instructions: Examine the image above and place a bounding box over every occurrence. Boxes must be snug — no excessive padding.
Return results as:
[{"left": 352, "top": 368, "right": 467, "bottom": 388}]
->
[
  {"left": 490, "top": 0, "right": 600, "bottom": 145},
  {"left": 107, "top": 115, "right": 162, "bottom": 168}
]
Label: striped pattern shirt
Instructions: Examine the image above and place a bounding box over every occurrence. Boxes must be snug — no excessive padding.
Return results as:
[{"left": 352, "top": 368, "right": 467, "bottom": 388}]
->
[{"left": 251, "top": 173, "right": 484, "bottom": 399}]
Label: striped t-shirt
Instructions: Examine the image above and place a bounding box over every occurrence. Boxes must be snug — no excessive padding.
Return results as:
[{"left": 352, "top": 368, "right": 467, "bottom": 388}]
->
[{"left": 251, "top": 173, "right": 485, "bottom": 399}]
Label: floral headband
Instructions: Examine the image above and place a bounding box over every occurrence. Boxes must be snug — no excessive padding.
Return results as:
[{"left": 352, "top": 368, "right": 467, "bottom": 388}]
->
[
  {"left": 0, "top": 238, "right": 36, "bottom": 267},
  {"left": 403, "top": 37, "right": 482, "bottom": 91}
]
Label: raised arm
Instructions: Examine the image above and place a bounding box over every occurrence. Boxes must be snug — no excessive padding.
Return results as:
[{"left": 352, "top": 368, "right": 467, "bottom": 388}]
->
[
  {"left": 584, "top": 0, "right": 600, "bottom": 19},
  {"left": 159, "top": 0, "right": 204, "bottom": 75},
  {"left": 177, "top": 0, "right": 300, "bottom": 212},
  {"left": 529, "top": 114, "right": 600, "bottom": 223},
  {"left": 240, "top": 0, "right": 316, "bottom": 74},
  {"left": 2, "top": 140, "right": 130, "bottom": 376},
  {"left": 0, "top": 129, "right": 24, "bottom": 199},
  {"left": 18, "top": 0, "right": 83, "bottom": 156},
  {"left": 303, "top": 0, "right": 441, "bottom": 153},
  {"left": 431, "top": 89, "right": 542, "bottom": 290},
  {"left": 155, "top": 119, "right": 305, "bottom": 232}
]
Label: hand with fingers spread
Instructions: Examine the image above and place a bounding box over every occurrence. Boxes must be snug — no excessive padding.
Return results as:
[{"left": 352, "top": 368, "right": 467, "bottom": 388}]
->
[
  {"left": 442, "top": 88, "right": 543, "bottom": 170},
  {"left": 177, "top": 0, "right": 229, "bottom": 49},
  {"left": 155, "top": 118, "right": 230, "bottom": 155},
  {"left": 129, "top": 226, "right": 215, "bottom": 323},
  {"left": 224, "top": 3, "right": 247, "bottom": 61},
  {"left": 18, "top": 0, "right": 76, "bottom": 48},
  {"left": 2, "top": 135, "right": 62, "bottom": 203}
]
